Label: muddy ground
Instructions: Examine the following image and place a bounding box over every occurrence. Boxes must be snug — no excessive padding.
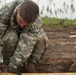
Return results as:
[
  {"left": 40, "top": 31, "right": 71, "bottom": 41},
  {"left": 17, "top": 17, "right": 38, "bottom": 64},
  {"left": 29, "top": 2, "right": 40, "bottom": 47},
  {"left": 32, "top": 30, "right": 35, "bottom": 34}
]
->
[
  {"left": 32, "top": 26, "right": 76, "bottom": 73},
  {"left": 43, "top": 26, "right": 76, "bottom": 60}
]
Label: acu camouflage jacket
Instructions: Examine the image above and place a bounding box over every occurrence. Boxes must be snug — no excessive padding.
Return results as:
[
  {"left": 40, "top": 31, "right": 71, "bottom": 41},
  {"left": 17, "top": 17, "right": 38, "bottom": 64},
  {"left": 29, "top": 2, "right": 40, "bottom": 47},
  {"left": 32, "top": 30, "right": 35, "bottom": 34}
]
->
[{"left": 0, "top": 1, "right": 48, "bottom": 67}]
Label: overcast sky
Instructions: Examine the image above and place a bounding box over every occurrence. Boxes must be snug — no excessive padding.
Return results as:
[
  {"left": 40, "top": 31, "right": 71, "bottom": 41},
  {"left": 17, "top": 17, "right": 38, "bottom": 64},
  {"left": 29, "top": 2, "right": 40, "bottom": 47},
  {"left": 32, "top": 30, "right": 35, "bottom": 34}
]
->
[
  {"left": 33, "top": 0, "right": 76, "bottom": 19},
  {"left": 1, "top": 0, "right": 76, "bottom": 19}
]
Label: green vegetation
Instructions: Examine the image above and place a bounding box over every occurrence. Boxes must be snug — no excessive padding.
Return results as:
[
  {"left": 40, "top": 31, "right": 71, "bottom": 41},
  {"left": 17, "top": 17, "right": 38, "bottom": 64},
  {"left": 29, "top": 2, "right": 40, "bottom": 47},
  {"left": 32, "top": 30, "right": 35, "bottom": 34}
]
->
[{"left": 42, "top": 17, "right": 76, "bottom": 28}]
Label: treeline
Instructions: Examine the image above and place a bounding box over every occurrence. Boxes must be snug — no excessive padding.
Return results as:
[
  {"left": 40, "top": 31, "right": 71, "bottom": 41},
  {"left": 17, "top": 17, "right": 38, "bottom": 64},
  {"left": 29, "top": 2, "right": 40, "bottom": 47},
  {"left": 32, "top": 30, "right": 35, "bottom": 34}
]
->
[
  {"left": 40, "top": 0, "right": 75, "bottom": 20},
  {"left": 0, "top": 0, "right": 76, "bottom": 19}
]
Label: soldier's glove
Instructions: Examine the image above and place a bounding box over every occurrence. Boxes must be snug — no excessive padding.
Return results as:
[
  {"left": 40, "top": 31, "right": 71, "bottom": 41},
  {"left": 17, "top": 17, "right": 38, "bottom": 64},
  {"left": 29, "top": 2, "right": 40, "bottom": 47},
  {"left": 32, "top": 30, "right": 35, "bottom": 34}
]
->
[{"left": 8, "top": 67, "right": 22, "bottom": 75}]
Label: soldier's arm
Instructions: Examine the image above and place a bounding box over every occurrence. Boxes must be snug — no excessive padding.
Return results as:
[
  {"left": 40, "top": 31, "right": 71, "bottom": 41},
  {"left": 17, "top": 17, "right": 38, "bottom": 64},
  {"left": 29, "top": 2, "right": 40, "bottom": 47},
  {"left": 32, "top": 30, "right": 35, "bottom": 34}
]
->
[{"left": 8, "top": 16, "right": 42, "bottom": 68}]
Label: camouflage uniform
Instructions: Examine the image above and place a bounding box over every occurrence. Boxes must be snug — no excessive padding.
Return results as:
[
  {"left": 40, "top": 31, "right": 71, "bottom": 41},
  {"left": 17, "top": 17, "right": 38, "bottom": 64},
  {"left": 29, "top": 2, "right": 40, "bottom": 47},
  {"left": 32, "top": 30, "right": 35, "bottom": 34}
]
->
[{"left": 0, "top": 1, "right": 48, "bottom": 70}]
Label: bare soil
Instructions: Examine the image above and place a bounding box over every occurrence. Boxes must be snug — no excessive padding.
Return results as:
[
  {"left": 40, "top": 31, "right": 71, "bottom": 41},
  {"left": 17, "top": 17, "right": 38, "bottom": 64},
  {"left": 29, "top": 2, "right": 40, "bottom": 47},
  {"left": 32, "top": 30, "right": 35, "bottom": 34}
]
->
[
  {"left": 43, "top": 26, "right": 76, "bottom": 60},
  {"left": 35, "top": 26, "right": 76, "bottom": 72}
]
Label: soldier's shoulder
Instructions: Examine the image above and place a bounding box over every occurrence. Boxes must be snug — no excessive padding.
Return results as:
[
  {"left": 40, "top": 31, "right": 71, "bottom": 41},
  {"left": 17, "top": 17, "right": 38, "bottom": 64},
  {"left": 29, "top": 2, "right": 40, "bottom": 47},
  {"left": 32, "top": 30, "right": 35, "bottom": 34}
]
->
[
  {"left": 31, "top": 15, "right": 42, "bottom": 30},
  {"left": 28, "top": 15, "right": 42, "bottom": 35},
  {"left": 34, "top": 15, "right": 42, "bottom": 26},
  {"left": 4, "top": 1, "right": 18, "bottom": 8},
  {"left": 0, "top": 1, "right": 18, "bottom": 24},
  {"left": 0, "top": 1, "right": 18, "bottom": 13}
]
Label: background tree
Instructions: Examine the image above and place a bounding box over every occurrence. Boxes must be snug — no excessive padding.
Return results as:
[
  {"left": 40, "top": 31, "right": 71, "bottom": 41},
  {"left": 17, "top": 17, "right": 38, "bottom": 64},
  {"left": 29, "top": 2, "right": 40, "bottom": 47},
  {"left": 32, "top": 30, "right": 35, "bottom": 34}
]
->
[
  {"left": 63, "top": 2, "right": 67, "bottom": 18},
  {"left": 57, "top": 8, "right": 63, "bottom": 19},
  {"left": 46, "top": 5, "right": 50, "bottom": 17},
  {"left": 40, "top": 5, "right": 44, "bottom": 15},
  {"left": 70, "top": 0, "right": 75, "bottom": 19},
  {"left": 55, "top": 10, "right": 57, "bottom": 18},
  {"left": 54, "top": 3, "right": 57, "bottom": 18},
  {"left": 46, "top": 0, "right": 53, "bottom": 18},
  {"left": 63, "top": 2, "right": 66, "bottom": 12},
  {"left": 66, "top": 5, "right": 69, "bottom": 19},
  {"left": 54, "top": 3, "right": 56, "bottom": 11},
  {"left": 50, "top": 9, "right": 52, "bottom": 17}
]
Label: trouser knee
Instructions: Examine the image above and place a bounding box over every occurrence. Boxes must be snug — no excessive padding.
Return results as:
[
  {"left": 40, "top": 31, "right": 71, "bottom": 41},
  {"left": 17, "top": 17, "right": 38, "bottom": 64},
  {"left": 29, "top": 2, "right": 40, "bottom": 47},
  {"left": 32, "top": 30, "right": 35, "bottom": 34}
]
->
[{"left": 2, "top": 38, "right": 18, "bottom": 65}]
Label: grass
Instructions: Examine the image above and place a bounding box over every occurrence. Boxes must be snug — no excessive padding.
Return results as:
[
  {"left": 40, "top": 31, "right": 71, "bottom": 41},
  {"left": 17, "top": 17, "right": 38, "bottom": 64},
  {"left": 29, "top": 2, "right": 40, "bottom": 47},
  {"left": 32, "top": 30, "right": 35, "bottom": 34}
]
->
[{"left": 42, "top": 17, "right": 76, "bottom": 28}]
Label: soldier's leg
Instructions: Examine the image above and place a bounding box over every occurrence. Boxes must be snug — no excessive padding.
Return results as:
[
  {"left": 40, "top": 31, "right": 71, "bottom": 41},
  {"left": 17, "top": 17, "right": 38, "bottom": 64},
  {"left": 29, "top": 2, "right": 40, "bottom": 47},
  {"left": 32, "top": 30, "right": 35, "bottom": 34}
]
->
[
  {"left": 26, "top": 38, "right": 46, "bottom": 72},
  {"left": 2, "top": 30, "right": 18, "bottom": 65}
]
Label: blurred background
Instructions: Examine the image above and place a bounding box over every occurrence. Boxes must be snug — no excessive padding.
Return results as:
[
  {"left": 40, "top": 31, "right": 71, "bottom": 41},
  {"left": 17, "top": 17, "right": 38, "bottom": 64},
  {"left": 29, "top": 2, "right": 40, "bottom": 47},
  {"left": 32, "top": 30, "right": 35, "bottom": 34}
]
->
[
  {"left": 0, "top": 0, "right": 76, "bottom": 20},
  {"left": 0, "top": 0, "right": 76, "bottom": 27}
]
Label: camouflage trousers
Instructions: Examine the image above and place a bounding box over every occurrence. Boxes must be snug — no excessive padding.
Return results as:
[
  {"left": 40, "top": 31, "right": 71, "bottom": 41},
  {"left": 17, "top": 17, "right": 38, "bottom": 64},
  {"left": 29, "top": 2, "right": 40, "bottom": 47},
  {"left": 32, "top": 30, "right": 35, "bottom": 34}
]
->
[
  {"left": 1, "top": 29, "right": 46, "bottom": 72},
  {"left": 2, "top": 28, "right": 19, "bottom": 65}
]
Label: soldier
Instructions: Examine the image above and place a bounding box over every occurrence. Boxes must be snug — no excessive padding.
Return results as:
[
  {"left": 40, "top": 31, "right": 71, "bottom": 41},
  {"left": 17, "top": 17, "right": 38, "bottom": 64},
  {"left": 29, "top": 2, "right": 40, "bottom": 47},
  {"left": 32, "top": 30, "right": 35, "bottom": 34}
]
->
[{"left": 0, "top": 0, "right": 48, "bottom": 75}]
